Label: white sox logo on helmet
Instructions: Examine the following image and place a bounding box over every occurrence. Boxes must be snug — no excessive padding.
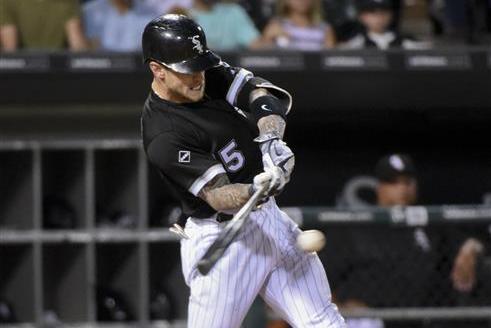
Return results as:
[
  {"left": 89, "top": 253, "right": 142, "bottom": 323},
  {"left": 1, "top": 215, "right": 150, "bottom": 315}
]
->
[{"left": 188, "top": 35, "right": 204, "bottom": 54}]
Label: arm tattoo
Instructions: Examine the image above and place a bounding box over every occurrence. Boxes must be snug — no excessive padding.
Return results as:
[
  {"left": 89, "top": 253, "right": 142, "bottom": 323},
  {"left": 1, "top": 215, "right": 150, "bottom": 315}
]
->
[
  {"left": 257, "top": 115, "right": 286, "bottom": 139},
  {"left": 198, "top": 174, "right": 251, "bottom": 211},
  {"left": 199, "top": 173, "right": 230, "bottom": 192}
]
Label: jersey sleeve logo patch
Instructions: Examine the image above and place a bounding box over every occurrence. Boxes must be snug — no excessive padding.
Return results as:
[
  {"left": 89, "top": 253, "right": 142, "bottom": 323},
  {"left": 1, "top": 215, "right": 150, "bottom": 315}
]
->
[{"left": 178, "top": 150, "right": 191, "bottom": 163}]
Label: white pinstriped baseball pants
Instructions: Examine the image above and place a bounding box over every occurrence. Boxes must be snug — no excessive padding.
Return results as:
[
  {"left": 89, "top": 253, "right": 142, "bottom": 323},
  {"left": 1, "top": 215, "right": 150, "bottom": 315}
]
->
[{"left": 180, "top": 199, "right": 346, "bottom": 328}]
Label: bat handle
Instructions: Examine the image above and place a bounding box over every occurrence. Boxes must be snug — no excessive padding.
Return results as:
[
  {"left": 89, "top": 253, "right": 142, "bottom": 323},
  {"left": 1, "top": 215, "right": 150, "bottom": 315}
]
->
[{"left": 249, "top": 183, "right": 268, "bottom": 206}]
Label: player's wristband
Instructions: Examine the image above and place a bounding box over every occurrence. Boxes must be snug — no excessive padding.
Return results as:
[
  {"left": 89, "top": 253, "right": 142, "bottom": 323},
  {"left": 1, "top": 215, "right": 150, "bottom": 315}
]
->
[
  {"left": 253, "top": 131, "right": 281, "bottom": 144},
  {"left": 250, "top": 94, "right": 287, "bottom": 122}
]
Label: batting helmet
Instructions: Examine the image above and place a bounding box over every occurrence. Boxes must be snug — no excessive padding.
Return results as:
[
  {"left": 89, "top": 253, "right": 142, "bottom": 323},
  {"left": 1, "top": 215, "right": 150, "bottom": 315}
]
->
[{"left": 142, "top": 14, "right": 221, "bottom": 74}]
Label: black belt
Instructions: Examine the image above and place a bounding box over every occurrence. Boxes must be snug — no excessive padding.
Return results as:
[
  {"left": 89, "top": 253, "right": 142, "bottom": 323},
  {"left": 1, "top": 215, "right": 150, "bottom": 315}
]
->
[{"left": 216, "top": 212, "right": 233, "bottom": 223}]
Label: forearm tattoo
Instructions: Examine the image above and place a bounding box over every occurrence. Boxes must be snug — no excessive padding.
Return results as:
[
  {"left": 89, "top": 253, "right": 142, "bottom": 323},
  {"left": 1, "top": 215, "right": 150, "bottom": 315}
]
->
[
  {"left": 257, "top": 115, "right": 286, "bottom": 138},
  {"left": 198, "top": 174, "right": 251, "bottom": 211}
]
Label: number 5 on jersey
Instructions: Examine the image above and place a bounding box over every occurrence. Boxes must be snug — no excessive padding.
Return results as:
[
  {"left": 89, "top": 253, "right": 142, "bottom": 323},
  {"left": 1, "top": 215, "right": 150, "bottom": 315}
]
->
[{"left": 219, "top": 139, "right": 245, "bottom": 172}]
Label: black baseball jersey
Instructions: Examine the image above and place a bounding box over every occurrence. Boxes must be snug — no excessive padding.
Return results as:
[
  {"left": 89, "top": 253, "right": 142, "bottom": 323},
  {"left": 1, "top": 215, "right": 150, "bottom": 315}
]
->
[{"left": 141, "top": 91, "right": 263, "bottom": 219}]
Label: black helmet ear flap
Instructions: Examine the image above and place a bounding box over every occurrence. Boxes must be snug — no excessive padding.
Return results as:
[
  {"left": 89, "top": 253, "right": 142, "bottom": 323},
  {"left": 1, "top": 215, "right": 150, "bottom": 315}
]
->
[{"left": 142, "top": 14, "right": 221, "bottom": 73}]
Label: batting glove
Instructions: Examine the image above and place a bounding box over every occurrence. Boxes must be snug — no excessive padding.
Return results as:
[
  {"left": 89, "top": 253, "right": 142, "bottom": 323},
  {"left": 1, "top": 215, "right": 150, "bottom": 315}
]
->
[
  {"left": 254, "top": 132, "right": 295, "bottom": 183},
  {"left": 251, "top": 166, "right": 286, "bottom": 199}
]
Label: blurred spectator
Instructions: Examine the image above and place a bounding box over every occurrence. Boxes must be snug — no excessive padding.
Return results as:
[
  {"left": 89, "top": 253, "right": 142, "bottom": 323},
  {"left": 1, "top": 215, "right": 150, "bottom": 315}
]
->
[
  {"left": 165, "top": 6, "right": 191, "bottom": 16},
  {"left": 135, "top": 0, "right": 193, "bottom": 16},
  {"left": 322, "top": 0, "right": 359, "bottom": 41},
  {"left": 0, "top": 0, "right": 88, "bottom": 51},
  {"left": 441, "top": 0, "right": 490, "bottom": 44},
  {"left": 397, "top": 0, "right": 433, "bottom": 38},
  {"left": 82, "top": 0, "right": 153, "bottom": 51},
  {"left": 322, "top": 0, "right": 445, "bottom": 42},
  {"left": 451, "top": 237, "right": 491, "bottom": 305},
  {"left": 260, "top": 0, "right": 336, "bottom": 50},
  {"left": 238, "top": 0, "right": 276, "bottom": 31},
  {"left": 427, "top": 0, "right": 446, "bottom": 36},
  {"left": 342, "top": 0, "right": 429, "bottom": 49},
  {"left": 389, "top": 0, "right": 402, "bottom": 32},
  {"left": 189, "top": 0, "right": 261, "bottom": 51}
]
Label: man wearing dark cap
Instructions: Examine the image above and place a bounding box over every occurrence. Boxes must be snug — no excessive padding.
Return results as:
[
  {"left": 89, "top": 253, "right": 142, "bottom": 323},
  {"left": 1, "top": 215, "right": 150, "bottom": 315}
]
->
[
  {"left": 329, "top": 154, "right": 438, "bottom": 328},
  {"left": 375, "top": 153, "right": 418, "bottom": 207},
  {"left": 342, "top": 0, "right": 427, "bottom": 49}
]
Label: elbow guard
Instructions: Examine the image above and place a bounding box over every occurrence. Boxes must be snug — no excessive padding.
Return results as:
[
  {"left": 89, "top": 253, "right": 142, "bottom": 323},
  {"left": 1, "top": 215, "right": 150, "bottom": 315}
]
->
[
  {"left": 204, "top": 62, "right": 293, "bottom": 115},
  {"left": 236, "top": 76, "right": 292, "bottom": 116}
]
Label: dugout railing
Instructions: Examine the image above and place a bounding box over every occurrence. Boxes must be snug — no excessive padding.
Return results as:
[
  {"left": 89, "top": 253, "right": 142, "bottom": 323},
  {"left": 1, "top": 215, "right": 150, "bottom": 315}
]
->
[{"left": 0, "top": 140, "right": 490, "bottom": 327}]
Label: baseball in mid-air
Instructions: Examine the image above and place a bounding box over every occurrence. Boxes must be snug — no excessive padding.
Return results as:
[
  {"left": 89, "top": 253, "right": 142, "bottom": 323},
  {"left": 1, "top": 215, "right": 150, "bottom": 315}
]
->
[{"left": 296, "top": 230, "right": 326, "bottom": 252}]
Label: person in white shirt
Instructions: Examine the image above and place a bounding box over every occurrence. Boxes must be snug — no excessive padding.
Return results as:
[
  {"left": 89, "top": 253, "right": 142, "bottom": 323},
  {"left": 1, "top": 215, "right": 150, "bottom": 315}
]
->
[{"left": 342, "top": 0, "right": 429, "bottom": 50}]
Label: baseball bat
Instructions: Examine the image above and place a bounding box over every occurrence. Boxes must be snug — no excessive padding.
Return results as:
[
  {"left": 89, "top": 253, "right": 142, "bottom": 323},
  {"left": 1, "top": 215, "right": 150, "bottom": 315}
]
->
[{"left": 197, "top": 184, "right": 268, "bottom": 275}]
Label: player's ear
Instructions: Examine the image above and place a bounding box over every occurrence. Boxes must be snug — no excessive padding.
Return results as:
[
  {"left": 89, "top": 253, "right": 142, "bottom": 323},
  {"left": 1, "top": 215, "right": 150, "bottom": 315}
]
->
[{"left": 149, "top": 61, "right": 166, "bottom": 80}]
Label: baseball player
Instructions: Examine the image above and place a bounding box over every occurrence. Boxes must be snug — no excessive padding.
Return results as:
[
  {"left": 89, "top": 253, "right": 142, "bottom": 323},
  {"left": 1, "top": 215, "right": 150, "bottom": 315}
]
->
[{"left": 141, "top": 14, "right": 346, "bottom": 328}]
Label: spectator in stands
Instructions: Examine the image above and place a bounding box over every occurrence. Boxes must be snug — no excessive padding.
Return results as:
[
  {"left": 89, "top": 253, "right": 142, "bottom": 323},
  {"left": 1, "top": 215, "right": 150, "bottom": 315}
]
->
[
  {"left": 82, "top": 0, "right": 153, "bottom": 51},
  {"left": 322, "top": 0, "right": 359, "bottom": 42},
  {"left": 189, "top": 0, "right": 261, "bottom": 51},
  {"left": 0, "top": 0, "right": 88, "bottom": 51},
  {"left": 342, "top": 0, "right": 428, "bottom": 49},
  {"left": 441, "top": 0, "right": 490, "bottom": 44},
  {"left": 260, "top": 0, "right": 336, "bottom": 50},
  {"left": 237, "top": 0, "right": 276, "bottom": 32}
]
